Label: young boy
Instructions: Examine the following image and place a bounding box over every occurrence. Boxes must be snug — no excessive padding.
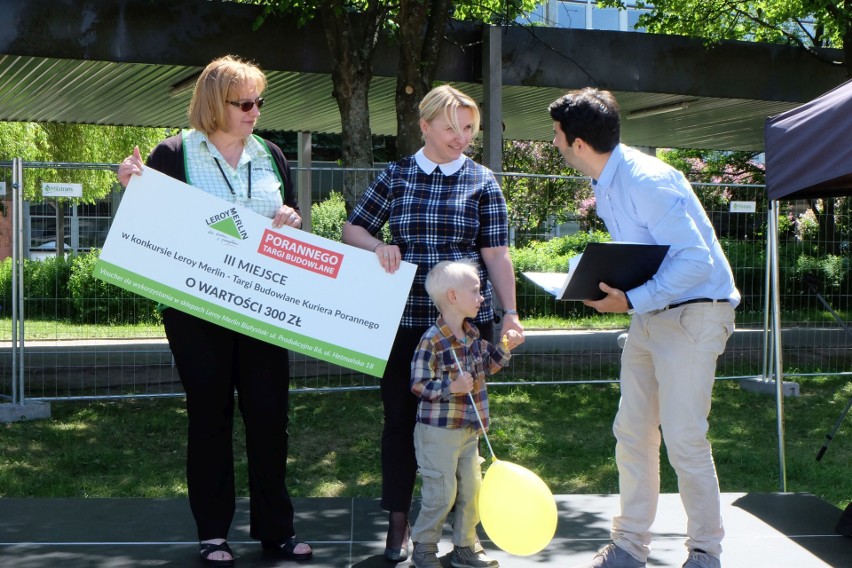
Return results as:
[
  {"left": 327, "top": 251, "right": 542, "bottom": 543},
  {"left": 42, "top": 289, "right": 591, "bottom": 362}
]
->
[{"left": 409, "top": 259, "right": 521, "bottom": 568}]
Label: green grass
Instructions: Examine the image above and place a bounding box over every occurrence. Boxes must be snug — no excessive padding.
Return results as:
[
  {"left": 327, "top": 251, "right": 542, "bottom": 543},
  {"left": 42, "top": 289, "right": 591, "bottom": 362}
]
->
[
  {"left": 0, "top": 319, "right": 165, "bottom": 341},
  {"left": 522, "top": 314, "right": 630, "bottom": 329},
  {"left": 1, "top": 305, "right": 837, "bottom": 339},
  {"left": 2, "top": 315, "right": 850, "bottom": 509},
  {"left": 2, "top": 378, "right": 850, "bottom": 509}
]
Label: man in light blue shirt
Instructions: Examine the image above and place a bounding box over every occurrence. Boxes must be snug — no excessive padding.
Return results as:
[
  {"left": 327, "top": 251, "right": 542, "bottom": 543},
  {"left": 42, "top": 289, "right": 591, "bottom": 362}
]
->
[{"left": 549, "top": 88, "right": 739, "bottom": 568}]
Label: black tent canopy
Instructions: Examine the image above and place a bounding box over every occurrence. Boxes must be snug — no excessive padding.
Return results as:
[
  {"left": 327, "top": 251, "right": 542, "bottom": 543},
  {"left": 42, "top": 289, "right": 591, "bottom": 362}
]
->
[
  {"left": 763, "top": 77, "right": 852, "bottom": 490},
  {"left": 765, "top": 78, "right": 852, "bottom": 201}
]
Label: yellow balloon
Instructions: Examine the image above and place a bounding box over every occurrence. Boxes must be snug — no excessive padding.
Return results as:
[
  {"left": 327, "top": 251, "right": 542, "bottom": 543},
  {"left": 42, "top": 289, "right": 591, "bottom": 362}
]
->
[{"left": 477, "top": 459, "right": 558, "bottom": 556}]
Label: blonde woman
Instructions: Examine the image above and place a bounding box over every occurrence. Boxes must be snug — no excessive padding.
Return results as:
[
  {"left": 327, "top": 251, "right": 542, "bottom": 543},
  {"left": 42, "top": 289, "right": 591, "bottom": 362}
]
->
[{"left": 342, "top": 84, "right": 524, "bottom": 564}]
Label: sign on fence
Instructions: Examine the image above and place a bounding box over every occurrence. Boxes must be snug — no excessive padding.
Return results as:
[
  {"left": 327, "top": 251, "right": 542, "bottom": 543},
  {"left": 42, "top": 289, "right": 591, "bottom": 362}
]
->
[
  {"left": 729, "top": 201, "right": 757, "bottom": 213},
  {"left": 93, "top": 167, "right": 416, "bottom": 378},
  {"left": 42, "top": 182, "right": 83, "bottom": 197}
]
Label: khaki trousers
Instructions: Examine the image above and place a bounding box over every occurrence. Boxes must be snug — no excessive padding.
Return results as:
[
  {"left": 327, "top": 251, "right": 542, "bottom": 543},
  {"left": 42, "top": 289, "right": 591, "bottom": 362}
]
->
[
  {"left": 411, "top": 423, "right": 482, "bottom": 547},
  {"left": 612, "top": 302, "right": 735, "bottom": 561}
]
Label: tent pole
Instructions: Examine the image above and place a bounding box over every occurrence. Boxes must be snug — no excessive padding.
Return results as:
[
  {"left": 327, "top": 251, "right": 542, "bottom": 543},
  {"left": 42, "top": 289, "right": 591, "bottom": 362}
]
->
[
  {"left": 761, "top": 207, "right": 773, "bottom": 382},
  {"left": 768, "top": 200, "right": 787, "bottom": 491}
]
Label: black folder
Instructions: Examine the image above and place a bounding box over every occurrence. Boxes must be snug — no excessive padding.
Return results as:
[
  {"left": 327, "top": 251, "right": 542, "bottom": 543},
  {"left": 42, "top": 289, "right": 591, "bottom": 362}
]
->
[{"left": 524, "top": 242, "right": 669, "bottom": 301}]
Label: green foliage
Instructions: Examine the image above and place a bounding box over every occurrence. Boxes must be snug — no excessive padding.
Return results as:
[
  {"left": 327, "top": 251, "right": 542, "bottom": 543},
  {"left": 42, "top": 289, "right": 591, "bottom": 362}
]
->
[
  {"left": 454, "top": 0, "right": 543, "bottom": 25},
  {"left": 804, "top": 253, "right": 846, "bottom": 286},
  {"left": 657, "top": 149, "right": 768, "bottom": 240},
  {"left": 510, "top": 230, "right": 611, "bottom": 272},
  {"left": 252, "top": 0, "right": 543, "bottom": 29},
  {"left": 309, "top": 191, "right": 390, "bottom": 243},
  {"left": 657, "top": 149, "right": 766, "bottom": 217},
  {"left": 510, "top": 231, "right": 611, "bottom": 318},
  {"left": 0, "top": 123, "right": 165, "bottom": 203},
  {"left": 793, "top": 252, "right": 847, "bottom": 292},
  {"left": 500, "top": 140, "right": 599, "bottom": 244},
  {"left": 0, "top": 255, "right": 76, "bottom": 320},
  {"left": 0, "top": 122, "right": 51, "bottom": 161},
  {"left": 0, "top": 259, "right": 9, "bottom": 316},
  {"left": 20, "top": 255, "right": 75, "bottom": 320},
  {"left": 659, "top": 148, "right": 765, "bottom": 186},
  {"left": 310, "top": 191, "right": 347, "bottom": 242},
  {"left": 67, "top": 251, "right": 161, "bottom": 325},
  {"left": 720, "top": 237, "right": 765, "bottom": 314},
  {"left": 0, "top": 251, "right": 160, "bottom": 325},
  {"left": 506, "top": 224, "right": 852, "bottom": 320},
  {"left": 728, "top": 236, "right": 852, "bottom": 314},
  {"left": 603, "top": 0, "right": 849, "bottom": 54}
]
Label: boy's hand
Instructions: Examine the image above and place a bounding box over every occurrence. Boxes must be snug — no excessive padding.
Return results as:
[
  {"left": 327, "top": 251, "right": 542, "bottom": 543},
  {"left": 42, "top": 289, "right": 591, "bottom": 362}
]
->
[
  {"left": 503, "top": 330, "right": 523, "bottom": 351},
  {"left": 450, "top": 371, "right": 474, "bottom": 394}
]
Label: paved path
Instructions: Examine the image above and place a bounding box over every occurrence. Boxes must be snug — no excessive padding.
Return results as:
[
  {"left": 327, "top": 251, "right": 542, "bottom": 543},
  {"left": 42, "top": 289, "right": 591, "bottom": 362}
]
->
[{"left": 0, "top": 493, "right": 849, "bottom": 567}]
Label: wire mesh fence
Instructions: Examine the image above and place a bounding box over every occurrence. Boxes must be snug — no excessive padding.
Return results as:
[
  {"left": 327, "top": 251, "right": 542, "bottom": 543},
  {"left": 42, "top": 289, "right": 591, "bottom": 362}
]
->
[{"left": 2, "top": 162, "right": 851, "bottom": 402}]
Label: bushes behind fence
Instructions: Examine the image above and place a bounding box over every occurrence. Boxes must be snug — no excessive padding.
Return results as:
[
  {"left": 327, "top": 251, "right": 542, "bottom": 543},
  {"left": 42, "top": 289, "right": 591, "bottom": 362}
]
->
[
  {"left": 0, "top": 251, "right": 160, "bottom": 324},
  {"left": 509, "top": 233, "right": 850, "bottom": 320},
  {"left": 0, "top": 233, "right": 848, "bottom": 325}
]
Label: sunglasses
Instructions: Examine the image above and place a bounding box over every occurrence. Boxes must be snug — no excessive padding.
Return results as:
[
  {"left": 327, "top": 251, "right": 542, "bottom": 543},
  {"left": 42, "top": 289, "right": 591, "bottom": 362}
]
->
[{"left": 227, "top": 97, "right": 264, "bottom": 112}]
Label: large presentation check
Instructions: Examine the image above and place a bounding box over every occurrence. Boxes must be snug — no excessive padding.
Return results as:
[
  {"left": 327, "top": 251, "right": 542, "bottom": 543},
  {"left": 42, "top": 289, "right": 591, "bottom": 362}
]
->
[{"left": 94, "top": 167, "right": 416, "bottom": 378}]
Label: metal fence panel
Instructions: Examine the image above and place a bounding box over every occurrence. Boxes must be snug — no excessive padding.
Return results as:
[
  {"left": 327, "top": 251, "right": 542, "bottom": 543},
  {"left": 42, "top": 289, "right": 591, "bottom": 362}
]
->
[{"left": 2, "top": 163, "right": 851, "bottom": 402}]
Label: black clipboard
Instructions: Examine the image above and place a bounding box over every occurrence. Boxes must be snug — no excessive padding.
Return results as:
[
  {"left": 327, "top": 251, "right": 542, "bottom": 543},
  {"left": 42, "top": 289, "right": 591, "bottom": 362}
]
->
[{"left": 559, "top": 242, "right": 669, "bottom": 300}]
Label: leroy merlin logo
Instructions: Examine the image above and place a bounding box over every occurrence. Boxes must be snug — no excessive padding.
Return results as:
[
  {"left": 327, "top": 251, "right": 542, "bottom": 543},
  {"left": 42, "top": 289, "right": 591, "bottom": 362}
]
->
[{"left": 205, "top": 207, "right": 248, "bottom": 240}]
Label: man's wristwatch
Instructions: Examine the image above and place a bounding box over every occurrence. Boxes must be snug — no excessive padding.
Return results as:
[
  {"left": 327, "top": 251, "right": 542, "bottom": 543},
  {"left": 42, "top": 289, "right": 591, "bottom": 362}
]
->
[
  {"left": 503, "top": 309, "right": 518, "bottom": 316},
  {"left": 626, "top": 295, "right": 635, "bottom": 315}
]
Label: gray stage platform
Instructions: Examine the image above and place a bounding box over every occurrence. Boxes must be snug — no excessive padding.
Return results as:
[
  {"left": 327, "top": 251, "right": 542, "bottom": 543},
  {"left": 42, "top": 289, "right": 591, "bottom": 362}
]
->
[{"left": 1, "top": 493, "right": 849, "bottom": 567}]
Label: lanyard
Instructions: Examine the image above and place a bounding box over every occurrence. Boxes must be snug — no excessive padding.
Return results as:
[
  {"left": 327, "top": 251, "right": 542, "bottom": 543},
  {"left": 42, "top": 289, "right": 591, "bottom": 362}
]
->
[{"left": 213, "top": 157, "right": 251, "bottom": 199}]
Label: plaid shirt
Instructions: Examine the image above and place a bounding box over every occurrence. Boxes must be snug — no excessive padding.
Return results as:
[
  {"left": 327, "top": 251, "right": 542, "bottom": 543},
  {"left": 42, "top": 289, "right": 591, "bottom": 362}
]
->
[
  {"left": 346, "top": 151, "right": 509, "bottom": 328},
  {"left": 410, "top": 317, "right": 510, "bottom": 431},
  {"left": 183, "top": 129, "right": 284, "bottom": 219}
]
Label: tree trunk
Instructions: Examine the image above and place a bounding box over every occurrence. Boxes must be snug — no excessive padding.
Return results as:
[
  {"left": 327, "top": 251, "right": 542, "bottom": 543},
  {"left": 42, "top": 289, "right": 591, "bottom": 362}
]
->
[
  {"left": 819, "top": 199, "right": 838, "bottom": 255},
  {"left": 55, "top": 201, "right": 66, "bottom": 257},
  {"left": 394, "top": 0, "right": 453, "bottom": 159},
  {"left": 844, "top": 0, "right": 852, "bottom": 79},
  {"left": 319, "top": 3, "right": 387, "bottom": 213}
]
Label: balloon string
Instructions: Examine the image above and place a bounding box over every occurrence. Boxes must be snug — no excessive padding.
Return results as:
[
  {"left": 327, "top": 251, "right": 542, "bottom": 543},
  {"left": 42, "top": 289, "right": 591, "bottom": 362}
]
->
[{"left": 450, "top": 348, "right": 497, "bottom": 461}]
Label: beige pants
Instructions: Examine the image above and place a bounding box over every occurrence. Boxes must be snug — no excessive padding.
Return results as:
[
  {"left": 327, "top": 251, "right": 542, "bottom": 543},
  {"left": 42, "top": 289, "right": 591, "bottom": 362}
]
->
[
  {"left": 411, "top": 423, "right": 482, "bottom": 547},
  {"left": 612, "top": 302, "right": 735, "bottom": 561}
]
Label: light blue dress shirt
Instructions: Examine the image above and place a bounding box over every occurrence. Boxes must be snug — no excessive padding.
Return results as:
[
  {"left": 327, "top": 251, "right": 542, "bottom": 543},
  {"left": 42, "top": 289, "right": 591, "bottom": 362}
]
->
[{"left": 593, "top": 144, "right": 740, "bottom": 313}]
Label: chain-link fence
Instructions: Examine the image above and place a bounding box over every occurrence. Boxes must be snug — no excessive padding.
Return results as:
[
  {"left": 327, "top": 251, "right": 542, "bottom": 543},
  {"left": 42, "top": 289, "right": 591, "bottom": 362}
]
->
[{"left": 2, "top": 162, "right": 851, "bottom": 403}]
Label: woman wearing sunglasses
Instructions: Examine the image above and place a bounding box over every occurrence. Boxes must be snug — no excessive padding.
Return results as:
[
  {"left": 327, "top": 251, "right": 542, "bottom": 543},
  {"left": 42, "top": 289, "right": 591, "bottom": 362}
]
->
[{"left": 117, "top": 55, "right": 310, "bottom": 567}]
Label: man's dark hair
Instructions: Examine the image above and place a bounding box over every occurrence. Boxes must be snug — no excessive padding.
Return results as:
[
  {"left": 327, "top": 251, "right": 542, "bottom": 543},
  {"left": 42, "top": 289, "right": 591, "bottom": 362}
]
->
[{"left": 548, "top": 88, "right": 621, "bottom": 153}]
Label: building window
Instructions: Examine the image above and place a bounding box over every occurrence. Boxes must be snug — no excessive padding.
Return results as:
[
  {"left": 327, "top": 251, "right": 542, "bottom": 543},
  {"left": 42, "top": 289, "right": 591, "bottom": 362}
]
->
[{"left": 28, "top": 198, "right": 114, "bottom": 259}]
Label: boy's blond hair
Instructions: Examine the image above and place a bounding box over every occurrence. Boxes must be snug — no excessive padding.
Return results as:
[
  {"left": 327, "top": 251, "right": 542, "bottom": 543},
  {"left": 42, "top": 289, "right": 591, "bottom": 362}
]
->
[{"left": 424, "top": 258, "right": 480, "bottom": 311}]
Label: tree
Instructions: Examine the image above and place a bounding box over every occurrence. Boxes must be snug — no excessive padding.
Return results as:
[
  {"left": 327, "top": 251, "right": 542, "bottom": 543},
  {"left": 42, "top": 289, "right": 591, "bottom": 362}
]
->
[
  {"left": 486, "top": 140, "right": 598, "bottom": 244},
  {"left": 659, "top": 149, "right": 767, "bottom": 240},
  {"left": 602, "top": 0, "right": 851, "bottom": 76},
  {"left": 393, "top": 0, "right": 456, "bottom": 158},
  {"left": 392, "top": 1, "right": 539, "bottom": 157},
  {"left": 0, "top": 122, "right": 164, "bottom": 202},
  {"left": 603, "top": 1, "right": 850, "bottom": 249},
  {"left": 316, "top": 3, "right": 389, "bottom": 213},
  {"left": 254, "top": 0, "right": 541, "bottom": 211},
  {"left": 0, "top": 122, "right": 164, "bottom": 247},
  {"left": 252, "top": 1, "right": 388, "bottom": 213}
]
